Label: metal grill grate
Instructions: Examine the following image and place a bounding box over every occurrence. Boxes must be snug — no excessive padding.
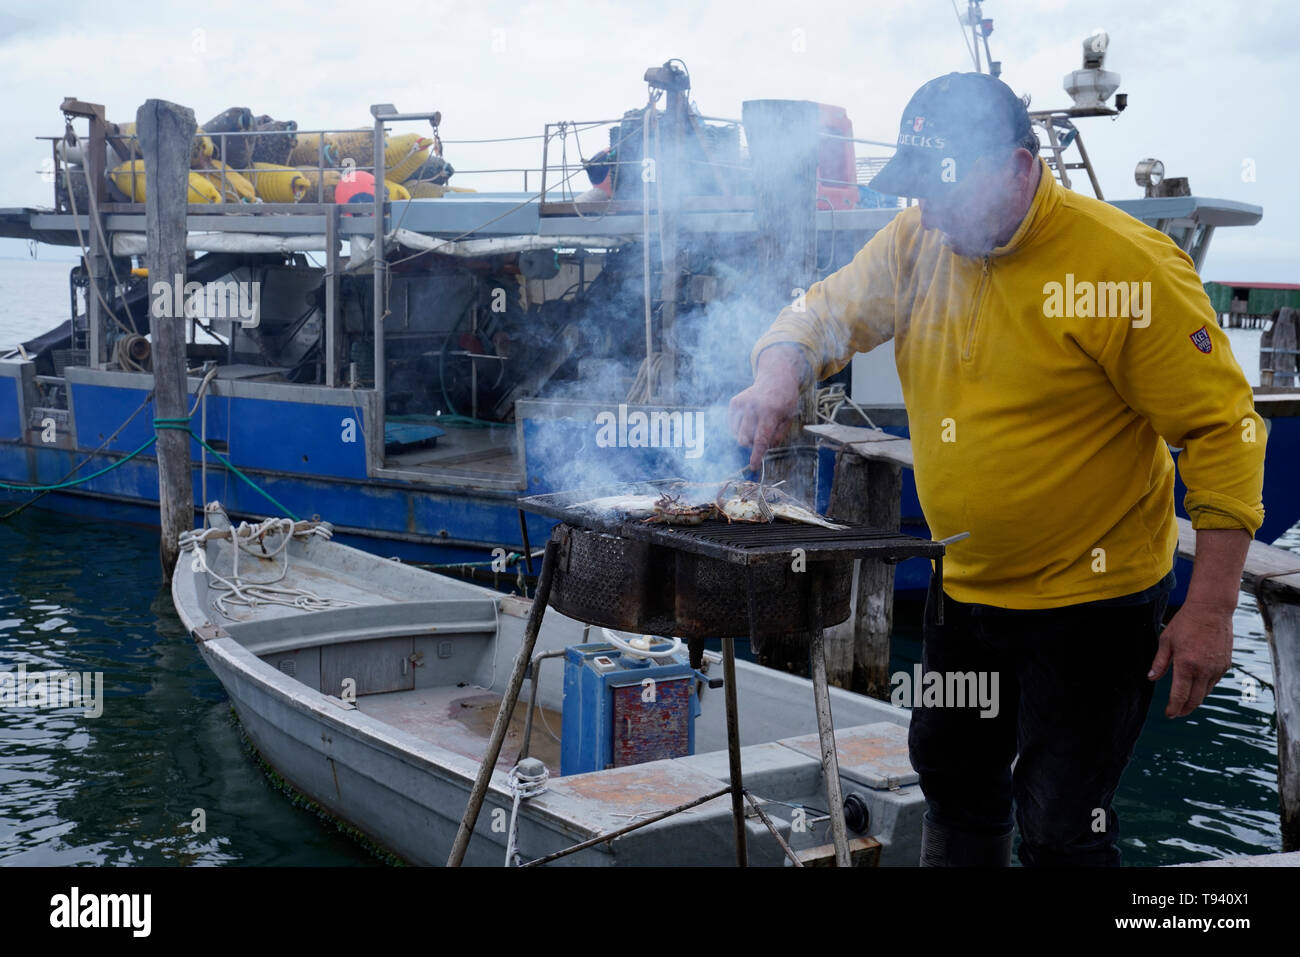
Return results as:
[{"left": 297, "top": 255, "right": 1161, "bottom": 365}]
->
[{"left": 519, "top": 482, "right": 945, "bottom": 566}]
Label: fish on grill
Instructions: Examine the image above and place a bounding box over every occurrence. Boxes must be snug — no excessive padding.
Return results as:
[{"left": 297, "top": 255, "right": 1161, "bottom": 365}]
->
[
  {"left": 571, "top": 493, "right": 660, "bottom": 518},
  {"left": 714, "top": 480, "right": 848, "bottom": 530},
  {"left": 573, "top": 480, "right": 846, "bottom": 529}
]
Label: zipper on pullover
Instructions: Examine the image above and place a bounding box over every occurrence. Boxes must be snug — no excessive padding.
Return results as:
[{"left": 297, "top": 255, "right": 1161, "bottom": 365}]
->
[{"left": 962, "top": 256, "right": 991, "bottom": 361}]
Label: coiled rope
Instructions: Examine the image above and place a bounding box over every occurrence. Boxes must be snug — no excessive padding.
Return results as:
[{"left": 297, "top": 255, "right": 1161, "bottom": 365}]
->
[
  {"left": 505, "top": 758, "right": 550, "bottom": 867},
  {"left": 179, "top": 517, "right": 347, "bottom": 619}
]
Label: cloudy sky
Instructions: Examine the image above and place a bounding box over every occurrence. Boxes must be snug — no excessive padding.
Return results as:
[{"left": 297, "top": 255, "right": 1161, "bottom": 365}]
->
[{"left": 1, "top": 0, "right": 1295, "bottom": 282}]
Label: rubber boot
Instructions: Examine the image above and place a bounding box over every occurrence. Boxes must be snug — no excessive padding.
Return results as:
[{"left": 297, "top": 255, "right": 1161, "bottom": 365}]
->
[{"left": 918, "top": 812, "right": 1014, "bottom": 867}]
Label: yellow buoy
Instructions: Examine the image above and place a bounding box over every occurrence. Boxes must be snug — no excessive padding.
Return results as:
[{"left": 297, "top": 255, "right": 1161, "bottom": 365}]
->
[
  {"left": 385, "top": 134, "right": 433, "bottom": 183},
  {"left": 250, "top": 162, "right": 311, "bottom": 203},
  {"left": 198, "top": 159, "right": 257, "bottom": 203},
  {"left": 110, "top": 160, "right": 222, "bottom": 204}
]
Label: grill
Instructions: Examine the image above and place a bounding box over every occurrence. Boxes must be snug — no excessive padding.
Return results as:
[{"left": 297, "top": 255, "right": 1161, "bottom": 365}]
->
[
  {"left": 518, "top": 480, "right": 945, "bottom": 642},
  {"left": 521, "top": 480, "right": 941, "bottom": 565},
  {"left": 450, "top": 478, "right": 949, "bottom": 868}
]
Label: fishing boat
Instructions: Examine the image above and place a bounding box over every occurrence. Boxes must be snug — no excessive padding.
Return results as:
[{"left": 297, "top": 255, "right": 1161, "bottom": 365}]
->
[
  {"left": 2, "top": 7, "right": 1294, "bottom": 610},
  {"left": 170, "top": 502, "right": 928, "bottom": 866}
]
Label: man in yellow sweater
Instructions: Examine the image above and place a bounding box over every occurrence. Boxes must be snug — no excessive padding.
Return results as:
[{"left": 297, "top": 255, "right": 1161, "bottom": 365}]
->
[{"left": 729, "top": 72, "right": 1265, "bottom": 866}]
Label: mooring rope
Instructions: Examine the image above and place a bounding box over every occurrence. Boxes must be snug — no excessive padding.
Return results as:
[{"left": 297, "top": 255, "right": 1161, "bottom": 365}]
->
[{"left": 505, "top": 759, "right": 550, "bottom": 867}]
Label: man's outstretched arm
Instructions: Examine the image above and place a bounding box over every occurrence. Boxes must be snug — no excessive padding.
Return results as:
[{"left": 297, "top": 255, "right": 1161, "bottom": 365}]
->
[{"left": 731, "top": 217, "right": 905, "bottom": 469}]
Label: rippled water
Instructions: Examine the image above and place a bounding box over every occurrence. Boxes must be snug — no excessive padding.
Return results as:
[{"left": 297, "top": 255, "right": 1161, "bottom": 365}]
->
[
  {"left": 0, "top": 509, "right": 376, "bottom": 865},
  {"left": 0, "top": 255, "right": 1290, "bottom": 866}
]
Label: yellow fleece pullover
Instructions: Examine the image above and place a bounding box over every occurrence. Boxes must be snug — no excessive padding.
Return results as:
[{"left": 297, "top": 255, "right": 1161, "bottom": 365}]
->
[{"left": 751, "top": 159, "right": 1265, "bottom": 608}]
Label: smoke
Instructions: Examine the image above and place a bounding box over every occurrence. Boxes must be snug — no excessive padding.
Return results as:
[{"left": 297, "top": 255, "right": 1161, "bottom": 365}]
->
[{"left": 519, "top": 100, "right": 859, "bottom": 496}]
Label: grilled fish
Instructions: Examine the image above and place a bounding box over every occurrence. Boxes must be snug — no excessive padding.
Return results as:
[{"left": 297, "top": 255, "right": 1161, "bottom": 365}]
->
[{"left": 715, "top": 480, "right": 847, "bottom": 530}]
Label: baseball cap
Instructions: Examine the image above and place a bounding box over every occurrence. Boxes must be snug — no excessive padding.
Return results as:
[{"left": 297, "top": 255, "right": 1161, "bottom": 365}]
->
[{"left": 869, "top": 72, "right": 1033, "bottom": 199}]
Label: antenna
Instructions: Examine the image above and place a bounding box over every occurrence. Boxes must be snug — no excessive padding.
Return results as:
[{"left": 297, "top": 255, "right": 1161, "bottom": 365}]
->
[{"left": 957, "top": 1, "right": 1000, "bottom": 77}]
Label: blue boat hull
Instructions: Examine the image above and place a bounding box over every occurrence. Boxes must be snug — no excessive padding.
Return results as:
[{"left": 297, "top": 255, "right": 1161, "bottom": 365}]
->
[{"left": 3, "top": 370, "right": 1296, "bottom": 611}]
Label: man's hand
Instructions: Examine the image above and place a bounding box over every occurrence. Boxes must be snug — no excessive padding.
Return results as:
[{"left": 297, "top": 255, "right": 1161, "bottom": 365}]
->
[
  {"left": 1147, "top": 600, "right": 1234, "bottom": 718},
  {"left": 728, "top": 344, "right": 810, "bottom": 471},
  {"left": 1147, "top": 527, "right": 1250, "bottom": 717}
]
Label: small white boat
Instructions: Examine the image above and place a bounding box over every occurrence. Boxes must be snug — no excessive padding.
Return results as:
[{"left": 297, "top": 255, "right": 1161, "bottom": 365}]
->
[{"left": 170, "top": 503, "right": 926, "bottom": 866}]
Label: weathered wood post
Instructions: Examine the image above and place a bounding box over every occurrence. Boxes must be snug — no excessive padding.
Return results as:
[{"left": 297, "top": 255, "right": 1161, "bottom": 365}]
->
[
  {"left": 138, "top": 99, "right": 196, "bottom": 579},
  {"left": 825, "top": 448, "right": 902, "bottom": 698},
  {"left": 1255, "top": 573, "right": 1300, "bottom": 852},
  {"left": 1260, "top": 307, "right": 1297, "bottom": 388}
]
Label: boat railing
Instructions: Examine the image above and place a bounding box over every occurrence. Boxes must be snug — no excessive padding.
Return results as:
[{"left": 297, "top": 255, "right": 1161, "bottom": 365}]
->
[{"left": 533, "top": 114, "right": 905, "bottom": 216}]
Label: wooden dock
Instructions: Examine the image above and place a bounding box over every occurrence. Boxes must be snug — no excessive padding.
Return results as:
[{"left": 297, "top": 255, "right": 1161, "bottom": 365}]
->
[{"left": 806, "top": 421, "right": 1300, "bottom": 856}]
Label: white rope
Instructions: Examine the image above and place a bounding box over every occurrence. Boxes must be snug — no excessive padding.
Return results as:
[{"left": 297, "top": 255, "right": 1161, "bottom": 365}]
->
[
  {"left": 505, "top": 760, "right": 550, "bottom": 866},
  {"left": 179, "top": 518, "right": 349, "bottom": 619},
  {"left": 624, "top": 352, "right": 667, "bottom": 404},
  {"left": 473, "top": 594, "right": 502, "bottom": 694},
  {"left": 815, "top": 383, "right": 877, "bottom": 430}
]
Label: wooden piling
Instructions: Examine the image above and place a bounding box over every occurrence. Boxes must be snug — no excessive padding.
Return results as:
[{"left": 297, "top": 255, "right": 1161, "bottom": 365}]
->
[
  {"left": 1263, "top": 596, "right": 1300, "bottom": 852},
  {"left": 137, "top": 99, "right": 196, "bottom": 579},
  {"left": 825, "top": 448, "right": 903, "bottom": 698},
  {"left": 1261, "top": 307, "right": 1297, "bottom": 388}
]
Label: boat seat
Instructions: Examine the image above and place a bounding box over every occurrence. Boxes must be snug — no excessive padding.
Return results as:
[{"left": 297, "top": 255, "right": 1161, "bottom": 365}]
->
[{"left": 230, "top": 598, "right": 499, "bottom": 656}]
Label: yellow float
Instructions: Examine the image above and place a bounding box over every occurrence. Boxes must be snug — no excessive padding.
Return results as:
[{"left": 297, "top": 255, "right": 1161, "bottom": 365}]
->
[{"left": 110, "top": 160, "right": 222, "bottom": 204}]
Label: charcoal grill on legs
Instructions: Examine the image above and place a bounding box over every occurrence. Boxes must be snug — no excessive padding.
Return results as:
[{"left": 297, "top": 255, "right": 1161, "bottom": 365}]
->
[{"left": 447, "top": 480, "right": 948, "bottom": 867}]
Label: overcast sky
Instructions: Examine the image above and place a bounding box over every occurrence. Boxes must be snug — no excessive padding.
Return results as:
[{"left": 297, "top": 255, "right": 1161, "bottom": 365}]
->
[{"left": 1, "top": 0, "right": 1295, "bottom": 282}]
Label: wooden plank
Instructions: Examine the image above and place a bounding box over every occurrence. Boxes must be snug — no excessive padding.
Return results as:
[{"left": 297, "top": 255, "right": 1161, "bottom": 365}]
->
[
  {"left": 795, "top": 835, "right": 881, "bottom": 867},
  {"left": 1175, "top": 517, "right": 1300, "bottom": 599},
  {"left": 805, "top": 422, "right": 915, "bottom": 469}
]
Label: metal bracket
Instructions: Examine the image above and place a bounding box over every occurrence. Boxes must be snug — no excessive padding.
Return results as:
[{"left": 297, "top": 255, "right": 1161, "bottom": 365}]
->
[
  {"left": 193, "top": 622, "right": 229, "bottom": 642},
  {"left": 555, "top": 524, "right": 573, "bottom": 574}
]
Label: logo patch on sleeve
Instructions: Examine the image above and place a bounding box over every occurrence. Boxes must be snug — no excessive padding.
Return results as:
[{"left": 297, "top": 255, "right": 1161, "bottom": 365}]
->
[{"left": 1189, "top": 325, "right": 1213, "bottom": 354}]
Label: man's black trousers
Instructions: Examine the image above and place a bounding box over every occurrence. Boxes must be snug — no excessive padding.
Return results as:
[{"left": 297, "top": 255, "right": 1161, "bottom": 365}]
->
[{"left": 907, "top": 571, "right": 1171, "bottom": 866}]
